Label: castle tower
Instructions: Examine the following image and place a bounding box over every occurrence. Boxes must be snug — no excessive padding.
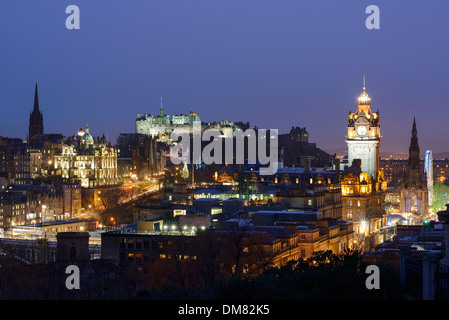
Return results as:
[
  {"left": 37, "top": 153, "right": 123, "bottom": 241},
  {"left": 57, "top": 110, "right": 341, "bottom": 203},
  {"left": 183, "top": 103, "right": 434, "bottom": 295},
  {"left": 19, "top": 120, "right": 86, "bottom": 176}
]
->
[
  {"left": 346, "top": 79, "right": 381, "bottom": 180},
  {"left": 28, "top": 83, "right": 44, "bottom": 141}
]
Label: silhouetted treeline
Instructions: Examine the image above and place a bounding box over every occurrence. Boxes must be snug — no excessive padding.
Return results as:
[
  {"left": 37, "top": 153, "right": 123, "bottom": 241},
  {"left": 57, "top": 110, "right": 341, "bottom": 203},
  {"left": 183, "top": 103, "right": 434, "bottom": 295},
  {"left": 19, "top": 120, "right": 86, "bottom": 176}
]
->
[
  {"left": 0, "top": 247, "right": 401, "bottom": 300},
  {"left": 135, "top": 249, "right": 402, "bottom": 300}
]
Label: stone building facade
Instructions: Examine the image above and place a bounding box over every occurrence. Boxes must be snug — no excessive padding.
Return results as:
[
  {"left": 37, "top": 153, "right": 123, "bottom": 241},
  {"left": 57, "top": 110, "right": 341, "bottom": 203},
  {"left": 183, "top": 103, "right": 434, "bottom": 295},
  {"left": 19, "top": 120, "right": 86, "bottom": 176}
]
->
[{"left": 341, "top": 83, "right": 388, "bottom": 249}]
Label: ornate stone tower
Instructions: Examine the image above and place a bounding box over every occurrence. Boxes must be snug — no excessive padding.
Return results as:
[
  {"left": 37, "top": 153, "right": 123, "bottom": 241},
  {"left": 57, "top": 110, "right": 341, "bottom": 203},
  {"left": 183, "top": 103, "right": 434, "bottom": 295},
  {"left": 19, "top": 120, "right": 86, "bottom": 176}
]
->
[
  {"left": 400, "top": 118, "right": 428, "bottom": 215},
  {"left": 346, "top": 81, "right": 381, "bottom": 180},
  {"left": 28, "top": 83, "right": 44, "bottom": 141},
  {"left": 342, "top": 79, "right": 387, "bottom": 250}
]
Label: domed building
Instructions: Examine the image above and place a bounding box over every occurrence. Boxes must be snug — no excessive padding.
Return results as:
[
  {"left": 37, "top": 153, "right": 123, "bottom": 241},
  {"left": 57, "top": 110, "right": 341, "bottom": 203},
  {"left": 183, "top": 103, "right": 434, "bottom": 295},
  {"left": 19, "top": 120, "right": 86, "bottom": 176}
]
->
[
  {"left": 77, "top": 124, "right": 94, "bottom": 150},
  {"left": 52, "top": 124, "right": 118, "bottom": 188}
]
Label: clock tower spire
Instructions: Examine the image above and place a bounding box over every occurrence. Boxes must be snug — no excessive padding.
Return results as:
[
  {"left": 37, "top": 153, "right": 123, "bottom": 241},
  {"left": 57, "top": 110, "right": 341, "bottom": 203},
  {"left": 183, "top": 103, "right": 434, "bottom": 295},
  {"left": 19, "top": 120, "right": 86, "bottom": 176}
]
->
[
  {"left": 341, "top": 79, "right": 388, "bottom": 250},
  {"left": 346, "top": 80, "right": 381, "bottom": 179}
]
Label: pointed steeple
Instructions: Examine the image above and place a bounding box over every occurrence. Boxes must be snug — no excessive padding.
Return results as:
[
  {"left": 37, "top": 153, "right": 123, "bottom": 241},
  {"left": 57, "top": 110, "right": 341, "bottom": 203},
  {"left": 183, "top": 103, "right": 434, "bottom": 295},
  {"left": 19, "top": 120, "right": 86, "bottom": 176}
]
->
[
  {"left": 28, "top": 82, "right": 44, "bottom": 142},
  {"left": 412, "top": 116, "right": 417, "bottom": 137},
  {"left": 401, "top": 117, "right": 428, "bottom": 212},
  {"left": 33, "top": 82, "right": 39, "bottom": 112},
  {"left": 409, "top": 117, "right": 419, "bottom": 153},
  {"left": 406, "top": 117, "right": 422, "bottom": 181}
]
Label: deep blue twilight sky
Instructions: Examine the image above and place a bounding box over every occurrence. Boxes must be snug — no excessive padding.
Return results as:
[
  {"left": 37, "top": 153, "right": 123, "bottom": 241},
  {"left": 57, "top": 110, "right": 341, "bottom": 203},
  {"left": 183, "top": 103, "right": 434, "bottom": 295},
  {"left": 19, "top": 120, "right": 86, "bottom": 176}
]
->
[{"left": 0, "top": 0, "right": 448, "bottom": 155}]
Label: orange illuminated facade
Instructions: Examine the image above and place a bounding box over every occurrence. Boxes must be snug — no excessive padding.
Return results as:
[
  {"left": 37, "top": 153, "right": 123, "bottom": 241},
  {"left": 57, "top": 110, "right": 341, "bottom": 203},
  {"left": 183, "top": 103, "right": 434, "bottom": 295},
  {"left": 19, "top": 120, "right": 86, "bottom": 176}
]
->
[{"left": 341, "top": 82, "right": 388, "bottom": 250}]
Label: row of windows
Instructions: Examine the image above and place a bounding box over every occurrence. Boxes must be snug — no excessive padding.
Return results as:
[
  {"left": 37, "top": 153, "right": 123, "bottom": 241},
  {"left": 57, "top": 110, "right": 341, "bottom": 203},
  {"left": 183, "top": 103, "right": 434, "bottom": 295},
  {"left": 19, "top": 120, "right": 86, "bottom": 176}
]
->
[
  {"left": 120, "top": 237, "right": 160, "bottom": 250},
  {"left": 11, "top": 210, "right": 26, "bottom": 216},
  {"left": 119, "top": 251, "right": 198, "bottom": 266},
  {"left": 347, "top": 200, "right": 361, "bottom": 207},
  {"left": 159, "top": 254, "right": 196, "bottom": 261}
]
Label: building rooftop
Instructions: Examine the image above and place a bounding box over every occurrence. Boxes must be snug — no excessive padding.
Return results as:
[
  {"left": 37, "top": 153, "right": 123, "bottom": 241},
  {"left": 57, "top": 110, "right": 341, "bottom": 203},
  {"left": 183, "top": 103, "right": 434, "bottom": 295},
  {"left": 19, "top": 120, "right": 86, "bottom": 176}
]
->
[{"left": 193, "top": 188, "right": 223, "bottom": 194}]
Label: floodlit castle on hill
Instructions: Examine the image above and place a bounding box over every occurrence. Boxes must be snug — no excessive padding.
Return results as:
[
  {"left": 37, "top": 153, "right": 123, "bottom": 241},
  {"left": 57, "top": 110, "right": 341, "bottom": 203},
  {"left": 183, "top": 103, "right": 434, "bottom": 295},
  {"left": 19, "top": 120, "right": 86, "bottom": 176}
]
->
[{"left": 135, "top": 98, "right": 247, "bottom": 140}]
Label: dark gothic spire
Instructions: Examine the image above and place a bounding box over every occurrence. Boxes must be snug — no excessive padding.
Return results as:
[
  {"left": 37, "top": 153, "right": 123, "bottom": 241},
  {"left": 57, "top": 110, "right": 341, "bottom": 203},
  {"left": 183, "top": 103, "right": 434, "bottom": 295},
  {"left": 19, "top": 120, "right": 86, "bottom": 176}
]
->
[
  {"left": 412, "top": 116, "right": 417, "bottom": 137},
  {"left": 28, "top": 82, "right": 44, "bottom": 141},
  {"left": 403, "top": 117, "right": 425, "bottom": 188},
  {"left": 33, "top": 82, "right": 39, "bottom": 112},
  {"left": 409, "top": 117, "right": 420, "bottom": 162}
]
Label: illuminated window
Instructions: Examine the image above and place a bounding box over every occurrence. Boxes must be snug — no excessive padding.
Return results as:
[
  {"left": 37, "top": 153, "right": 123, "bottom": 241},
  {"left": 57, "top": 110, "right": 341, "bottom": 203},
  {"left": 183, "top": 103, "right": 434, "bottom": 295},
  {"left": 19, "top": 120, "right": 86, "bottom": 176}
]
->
[{"left": 127, "top": 238, "right": 134, "bottom": 249}]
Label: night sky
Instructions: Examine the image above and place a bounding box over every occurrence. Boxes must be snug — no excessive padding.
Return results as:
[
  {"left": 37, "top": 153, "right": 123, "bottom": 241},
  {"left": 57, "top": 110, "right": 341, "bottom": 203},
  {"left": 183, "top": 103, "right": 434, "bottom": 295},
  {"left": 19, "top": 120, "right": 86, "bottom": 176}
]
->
[{"left": 0, "top": 0, "right": 448, "bottom": 155}]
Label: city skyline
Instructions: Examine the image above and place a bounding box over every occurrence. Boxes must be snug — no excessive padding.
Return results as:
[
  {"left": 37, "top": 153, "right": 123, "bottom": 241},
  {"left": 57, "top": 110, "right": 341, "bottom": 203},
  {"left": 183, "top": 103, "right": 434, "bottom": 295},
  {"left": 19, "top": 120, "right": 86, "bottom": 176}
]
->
[
  {"left": 1, "top": 1, "right": 448, "bottom": 154},
  {"left": 2, "top": 0, "right": 449, "bottom": 303}
]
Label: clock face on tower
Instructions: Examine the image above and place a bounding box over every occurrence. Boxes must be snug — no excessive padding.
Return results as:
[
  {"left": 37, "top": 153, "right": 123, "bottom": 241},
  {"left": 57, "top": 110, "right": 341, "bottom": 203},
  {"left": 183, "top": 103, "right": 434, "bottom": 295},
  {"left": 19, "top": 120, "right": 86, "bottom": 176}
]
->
[
  {"left": 357, "top": 126, "right": 367, "bottom": 136},
  {"left": 346, "top": 85, "right": 381, "bottom": 179}
]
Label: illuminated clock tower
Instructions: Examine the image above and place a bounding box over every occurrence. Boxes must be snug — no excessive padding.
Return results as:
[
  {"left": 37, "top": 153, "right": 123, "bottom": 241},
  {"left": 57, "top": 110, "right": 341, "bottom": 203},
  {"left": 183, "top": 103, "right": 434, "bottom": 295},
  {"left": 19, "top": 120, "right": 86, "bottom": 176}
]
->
[
  {"left": 346, "top": 82, "right": 381, "bottom": 180},
  {"left": 342, "top": 80, "right": 387, "bottom": 250}
]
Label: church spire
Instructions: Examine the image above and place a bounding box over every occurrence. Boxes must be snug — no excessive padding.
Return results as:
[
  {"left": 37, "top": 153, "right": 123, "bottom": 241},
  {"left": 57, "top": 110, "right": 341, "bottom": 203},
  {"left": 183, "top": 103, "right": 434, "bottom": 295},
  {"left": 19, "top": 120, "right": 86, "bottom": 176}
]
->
[
  {"left": 34, "top": 82, "right": 39, "bottom": 112},
  {"left": 28, "top": 82, "right": 44, "bottom": 142}
]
